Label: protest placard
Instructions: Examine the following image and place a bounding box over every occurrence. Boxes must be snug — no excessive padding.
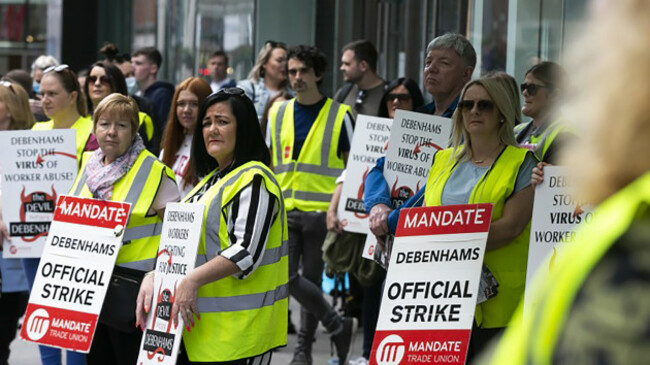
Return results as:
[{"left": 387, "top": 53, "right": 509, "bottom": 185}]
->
[
  {"left": 137, "top": 203, "right": 204, "bottom": 365},
  {"left": 523, "top": 166, "right": 593, "bottom": 319},
  {"left": 0, "top": 129, "right": 77, "bottom": 258},
  {"left": 369, "top": 204, "right": 492, "bottom": 365},
  {"left": 362, "top": 110, "right": 452, "bottom": 260},
  {"left": 20, "top": 195, "right": 129, "bottom": 352},
  {"left": 338, "top": 115, "right": 392, "bottom": 233}
]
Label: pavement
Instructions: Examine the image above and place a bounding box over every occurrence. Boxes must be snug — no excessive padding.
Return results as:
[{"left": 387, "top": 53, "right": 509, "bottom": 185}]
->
[{"left": 8, "top": 295, "right": 366, "bottom": 364}]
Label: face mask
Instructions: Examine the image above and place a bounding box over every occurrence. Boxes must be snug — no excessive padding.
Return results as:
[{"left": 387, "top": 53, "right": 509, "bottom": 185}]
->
[
  {"left": 33, "top": 81, "right": 40, "bottom": 95},
  {"left": 125, "top": 77, "right": 137, "bottom": 95}
]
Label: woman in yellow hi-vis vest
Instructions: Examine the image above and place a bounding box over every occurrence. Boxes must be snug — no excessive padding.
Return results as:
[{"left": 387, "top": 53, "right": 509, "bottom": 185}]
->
[
  {"left": 486, "top": 1, "right": 650, "bottom": 364},
  {"left": 136, "top": 88, "right": 288, "bottom": 364},
  {"left": 422, "top": 76, "right": 537, "bottom": 362},
  {"left": 69, "top": 94, "right": 179, "bottom": 364}
]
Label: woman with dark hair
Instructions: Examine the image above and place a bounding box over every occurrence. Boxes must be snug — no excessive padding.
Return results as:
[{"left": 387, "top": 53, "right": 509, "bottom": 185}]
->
[
  {"left": 378, "top": 77, "right": 425, "bottom": 118},
  {"left": 136, "top": 88, "right": 288, "bottom": 364},
  {"left": 84, "top": 61, "right": 157, "bottom": 153},
  {"left": 160, "top": 77, "right": 212, "bottom": 196}
]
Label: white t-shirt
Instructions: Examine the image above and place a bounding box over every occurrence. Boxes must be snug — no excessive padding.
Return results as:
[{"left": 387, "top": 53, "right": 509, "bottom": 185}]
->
[{"left": 160, "top": 134, "right": 194, "bottom": 198}]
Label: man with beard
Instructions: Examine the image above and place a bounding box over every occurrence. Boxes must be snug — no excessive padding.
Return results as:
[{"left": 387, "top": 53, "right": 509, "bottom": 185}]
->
[{"left": 334, "top": 40, "right": 385, "bottom": 117}]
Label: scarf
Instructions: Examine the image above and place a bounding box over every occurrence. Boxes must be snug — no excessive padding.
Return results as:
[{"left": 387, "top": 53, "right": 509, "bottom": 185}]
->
[{"left": 85, "top": 134, "right": 146, "bottom": 200}]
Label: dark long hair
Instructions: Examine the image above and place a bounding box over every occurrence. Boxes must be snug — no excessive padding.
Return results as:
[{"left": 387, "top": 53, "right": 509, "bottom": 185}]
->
[
  {"left": 84, "top": 61, "right": 128, "bottom": 113},
  {"left": 378, "top": 77, "right": 425, "bottom": 117},
  {"left": 190, "top": 88, "right": 271, "bottom": 178}
]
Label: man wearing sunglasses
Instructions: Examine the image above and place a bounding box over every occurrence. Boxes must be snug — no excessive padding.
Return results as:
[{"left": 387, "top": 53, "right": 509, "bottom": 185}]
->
[
  {"left": 268, "top": 45, "right": 357, "bottom": 365},
  {"left": 335, "top": 40, "right": 385, "bottom": 117}
]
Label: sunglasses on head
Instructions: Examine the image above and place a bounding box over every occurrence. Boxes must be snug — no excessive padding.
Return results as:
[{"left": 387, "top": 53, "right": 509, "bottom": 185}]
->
[
  {"left": 87, "top": 75, "right": 111, "bottom": 84},
  {"left": 43, "top": 64, "right": 69, "bottom": 74},
  {"left": 265, "top": 40, "right": 286, "bottom": 49},
  {"left": 458, "top": 99, "right": 495, "bottom": 112},
  {"left": 386, "top": 93, "right": 411, "bottom": 102},
  {"left": 217, "top": 87, "right": 246, "bottom": 97},
  {"left": 520, "top": 83, "right": 550, "bottom": 96}
]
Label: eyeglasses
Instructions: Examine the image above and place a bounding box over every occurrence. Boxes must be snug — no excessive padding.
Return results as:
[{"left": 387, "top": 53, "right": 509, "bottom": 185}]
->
[
  {"left": 520, "top": 83, "right": 550, "bottom": 96},
  {"left": 43, "top": 64, "right": 69, "bottom": 74},
  {"left": 217, "top": 87, "right": 246, "bottom": 97},
  {"left": 0, "top": 80, "right": 15, "bottom": 93},
  {"left": 87, "top": 75, "right": 111, "bottom": 84},
  {"left": 264, "top": 40, "right": 286, "bottom": 49},
  {"left": 386, "top": 93, "right": 411, "bottom": 102},
  {"left": 458, "top": 99, "right": 495, "bottom": 112}
]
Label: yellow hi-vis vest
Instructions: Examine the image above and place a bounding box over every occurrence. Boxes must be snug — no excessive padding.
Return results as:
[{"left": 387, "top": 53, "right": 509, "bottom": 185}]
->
[
  {"left": 269, "top": 98, "right": 350, "bottom": 212},
  {"left": 489, "top": 171, "right": 650, "bottom": 364},
  {"left": 69, "top": 149, "right": 174, "bottom": 271},
  {"left": 32, "top": 115, "right": 94, "bottom": 165},
  {"left": 514, "top": 117, "right": 573, "bottom": 162},
  {"left": 138, "top": 111, "right": 155, "bottom": 144},
  {"left": 424, "top": 145, "right": 532, "bottom": 328},
  {"left": 182, "top": 161, "right": 288, "bottom": 362}
]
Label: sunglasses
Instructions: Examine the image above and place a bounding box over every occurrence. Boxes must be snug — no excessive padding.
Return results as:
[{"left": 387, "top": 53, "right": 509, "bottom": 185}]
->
[
  {"left": 520, "top": 83, "right": 550, "bottom": 96},
  {"left": 265, "top": 40, "right": 286, "bottom": 48},
  {"left": 217, "top": 87, "right": 246, "bottom": 97},
  {"left": 458, "top": 99, "right": 495, "bottom": 112},
  {"left": 386, "top": 93, "right": 411, "bottom": 102},
  {"left": 43, "top": 64, "right": 69, "bottom": 74},
  {"left": 87, "top": 75, "right": 111, "bottom": 84},
  {"left": 0, "top": 80, "right": 15, "bottom": 93}
]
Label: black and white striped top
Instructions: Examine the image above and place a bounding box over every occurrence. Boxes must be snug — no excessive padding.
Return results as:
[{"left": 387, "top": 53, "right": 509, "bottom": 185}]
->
[{"left": 190, "top": 173, "right": 279, "bottom": 279}]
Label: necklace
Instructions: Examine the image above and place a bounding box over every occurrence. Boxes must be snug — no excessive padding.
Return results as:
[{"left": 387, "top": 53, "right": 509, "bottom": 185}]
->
[{"left": 472, "top": 143, "right": 503, "bottom": 165}]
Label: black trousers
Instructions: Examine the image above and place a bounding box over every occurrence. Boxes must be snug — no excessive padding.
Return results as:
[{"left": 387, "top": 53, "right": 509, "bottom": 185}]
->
[
  {"left": 86, "top": 322, "right": 143, "bottom": 365},
  {"left": 0, "top": 291, "right": 29, "bottom": 365}
]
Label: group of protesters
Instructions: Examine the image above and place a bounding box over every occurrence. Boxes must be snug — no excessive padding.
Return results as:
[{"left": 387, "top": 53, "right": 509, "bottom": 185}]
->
[{"left": 1, "top": 1, "right": 650, "bottom": 364}]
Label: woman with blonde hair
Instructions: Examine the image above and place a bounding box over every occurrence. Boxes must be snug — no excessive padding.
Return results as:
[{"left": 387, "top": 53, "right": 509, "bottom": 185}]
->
[
  {"left": 422, "top": 75, "right": 537, "bottom": 360},
  {"left": 160, "top": 77, "right": 212, "bottom": 196},
  {"left": 487, "top": 1, "right": 650, "bottom": 363},
  {"left": 0, "top": 80, "right": 34, "bottom": 130},
  {"left": 237, "top": 41, "right": 290, "bottom": 124}
]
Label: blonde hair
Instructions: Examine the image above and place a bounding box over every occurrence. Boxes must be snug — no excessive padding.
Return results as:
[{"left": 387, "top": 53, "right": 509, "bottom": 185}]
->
[
  {"left": 93, "top": 93, "right": 140, "bottom": 137},
  {"left": 0, "top": 81, "right": 35, "bottom": 130},
  {"left": 450, "top": 76, "right": 520, "bottom": 162},
  {"left": 247, "top": 42, "right": 287, "bottom": 81},
  {"left": 562, "top": 0, "right": 650, "bottom": 204}
]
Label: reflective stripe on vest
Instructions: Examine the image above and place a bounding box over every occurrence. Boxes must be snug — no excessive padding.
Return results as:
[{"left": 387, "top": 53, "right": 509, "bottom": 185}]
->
[
  {"left": 270, "top": 98, "right": 348, "bottom": 211},
  {"left": 197, "top": 283, "right": 289, "bottom": 313},
  {"left": 70, "top": 151, "right": 170, "bottom": 271},
  {"left": 489, "top": 172, "right": 650, "bottom": 365},
  {"left": 424, "top": 146, "right": 532, "bottom": 328}
]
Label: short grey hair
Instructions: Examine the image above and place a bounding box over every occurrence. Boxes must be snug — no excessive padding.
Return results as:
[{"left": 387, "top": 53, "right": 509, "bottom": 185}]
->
[
  {"left": 30, "top": 55, "right": 59, "bottom": 77},
  {"left": 426, "top": 33, "right": 477, "bottom": 69}
]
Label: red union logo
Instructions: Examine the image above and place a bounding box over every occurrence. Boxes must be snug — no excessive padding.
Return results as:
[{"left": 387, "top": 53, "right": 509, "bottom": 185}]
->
[
  {"left": 26, "top": 308, "right": 50, "bottom": 341},
  {"left": 376, "top": 334, "right": 405, "bottom": 365}
]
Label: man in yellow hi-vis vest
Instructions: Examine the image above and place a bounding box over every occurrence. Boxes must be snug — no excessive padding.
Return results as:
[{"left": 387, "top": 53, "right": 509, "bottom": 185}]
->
[{"left": 268, "top": 45, "right": 357, "bottom": 365}]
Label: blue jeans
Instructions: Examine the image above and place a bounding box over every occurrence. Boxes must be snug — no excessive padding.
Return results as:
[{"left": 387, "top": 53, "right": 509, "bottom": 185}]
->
[{"left": 22, "top": 258, "right": 87, "bottom": 365}]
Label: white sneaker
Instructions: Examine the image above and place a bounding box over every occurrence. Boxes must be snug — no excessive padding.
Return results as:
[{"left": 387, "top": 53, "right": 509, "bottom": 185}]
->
[{"left": 348, "top": 356, "right": 368, "bottom": 365}]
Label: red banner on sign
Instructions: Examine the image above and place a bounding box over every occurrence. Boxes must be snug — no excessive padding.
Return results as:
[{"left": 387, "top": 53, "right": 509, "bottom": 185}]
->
[
  {"left": 370, "top": 329, "right": 470, "bottom": 365},
  {"left": 53, "top": 195, "right": 130, "bottom": 229},
  {"left": 20, "top": 303, "right": 98, "bottom": 352},
  {"left": 396, "top": 204, "right": 492, "bottom": 237}
]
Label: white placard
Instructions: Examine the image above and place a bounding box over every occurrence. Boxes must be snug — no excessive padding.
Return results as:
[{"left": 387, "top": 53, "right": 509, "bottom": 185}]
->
[
  {"left": 523, "top": 166, "right": 594, "bottom": 320},
  {"left": 137, "top": 203, "right": 205, "bottom": 365},
  {"left": 0, "top": 129, "right": 77, "bottom": 258},
  {"left": 369, "top": 204, "right": 492, "bottom": 365},
  {"left": 338, "top": 115, "right": 392, "bottom": 233},
  {"left": 363, "top": 110, "right": 452, "bottom": 260},
  {"left": 20, "top": 196, "right": 129, "bottom": 352}
]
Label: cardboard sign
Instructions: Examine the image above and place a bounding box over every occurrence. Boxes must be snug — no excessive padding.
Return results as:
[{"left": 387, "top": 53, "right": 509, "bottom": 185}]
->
[
  {"left": 0, "top": 129, "right": 77, "bottom": 258},
  {"left": 370, "top": 204, "right": 492, "bottom": 365},
  {"left": 137, "top": 203, "right": 205, "bottom": 365},
  {"left": 363, "top": 111, "right": 452, "bottom": 260},
  {"left": 523, "top": 166, "right": 593, "bottom": 319},
  {"left": 20, "top": 196, "right": 130, "bottom": 353},
  {"left": 338, "top": 115, "right": 392, "bottom": 233}
]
